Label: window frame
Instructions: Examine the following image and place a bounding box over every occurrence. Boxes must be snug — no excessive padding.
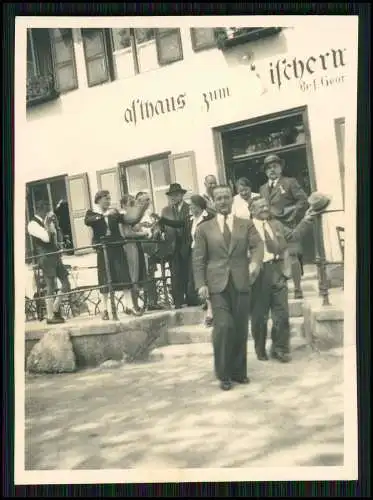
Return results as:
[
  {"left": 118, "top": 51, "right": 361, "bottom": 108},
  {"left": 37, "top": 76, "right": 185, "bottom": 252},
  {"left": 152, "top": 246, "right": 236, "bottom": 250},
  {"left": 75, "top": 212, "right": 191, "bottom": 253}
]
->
[
  {"left": 155, "top": 28, "right": 183, "bottom": 66},
  {"left": 48, "top": 28, "right": 78, "bottom": 93},
  {"left": 334, "top": 117, "right": 345, "bottom": 207},
  {"left": 190, "top": 28, "right": 217, "bottom": 52},
  {"left": 119, "top": 152, "right": 172, "bottom": 213},
  {"left": 82, "top": 28, "right": 115, "bottom": 88}
]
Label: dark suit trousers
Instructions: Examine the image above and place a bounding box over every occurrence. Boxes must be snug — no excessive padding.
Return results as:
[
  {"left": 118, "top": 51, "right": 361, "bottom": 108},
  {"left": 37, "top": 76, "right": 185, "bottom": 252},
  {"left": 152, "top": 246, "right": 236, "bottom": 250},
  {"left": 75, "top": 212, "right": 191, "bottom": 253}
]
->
[
  {"left": 170, "top": 249, "right": 190, "bottom": 308},
  {"left": 210, "top": 275, "right": 250, "bottom": 381},
  {"left": 251, "top": 261, "right": 290, "bottom": 355}
]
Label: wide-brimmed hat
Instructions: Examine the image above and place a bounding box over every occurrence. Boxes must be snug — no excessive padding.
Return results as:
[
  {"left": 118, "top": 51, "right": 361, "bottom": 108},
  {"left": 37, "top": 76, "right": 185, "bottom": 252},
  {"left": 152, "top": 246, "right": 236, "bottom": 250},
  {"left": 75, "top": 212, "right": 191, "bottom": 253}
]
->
[
  {"left": 166, "top": 183, "right": 187, "bottom": 196},
  {"left": 307, "top": 192, "right": 332, "bottom": 214},
  {"left": 261, "top": 154, "right": 285, "bottom": 172}
]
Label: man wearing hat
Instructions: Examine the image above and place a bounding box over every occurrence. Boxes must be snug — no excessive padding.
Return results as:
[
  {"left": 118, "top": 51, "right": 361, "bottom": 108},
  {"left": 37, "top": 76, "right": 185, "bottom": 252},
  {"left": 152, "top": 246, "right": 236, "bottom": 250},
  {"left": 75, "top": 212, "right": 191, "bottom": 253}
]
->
[
  {"left": 160, "top": 183, "right": 195, "bottom": 309},
  {"left": 249, "top": 193, "right": 329, "bottom": 363},
  {"left": 259, "top": 154, "right": 309, "bottom": 299}
]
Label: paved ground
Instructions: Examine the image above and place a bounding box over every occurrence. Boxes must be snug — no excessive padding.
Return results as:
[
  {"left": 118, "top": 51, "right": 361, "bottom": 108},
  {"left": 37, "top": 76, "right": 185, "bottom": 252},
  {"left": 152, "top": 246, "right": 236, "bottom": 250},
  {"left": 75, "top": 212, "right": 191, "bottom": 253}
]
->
[{"left": 25, "top": 342, "right": 344, "bottom": 470}]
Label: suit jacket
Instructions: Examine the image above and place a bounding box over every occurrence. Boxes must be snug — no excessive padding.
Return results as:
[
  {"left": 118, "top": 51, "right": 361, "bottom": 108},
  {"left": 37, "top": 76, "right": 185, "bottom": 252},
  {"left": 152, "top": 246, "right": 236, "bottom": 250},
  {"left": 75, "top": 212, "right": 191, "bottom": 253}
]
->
[
  {"left": 262, "top": 217, "right": 315, "bottom": 278},
  {"left": 160, "top": 202, "right": 192, "bottom": 260},
  {"left": 259, "top": 176, "right": 308, "bottom": 226},
  {"left": 193, "top": 216, "right": 264, "bottom": 294},
  {"left": 84, "top": 209, "right": 125, "bottom": 245}
]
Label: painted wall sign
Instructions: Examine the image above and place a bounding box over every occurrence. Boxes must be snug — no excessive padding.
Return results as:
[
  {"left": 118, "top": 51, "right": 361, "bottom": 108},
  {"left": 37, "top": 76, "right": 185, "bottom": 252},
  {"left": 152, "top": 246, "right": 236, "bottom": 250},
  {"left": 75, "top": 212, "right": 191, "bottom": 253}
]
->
[{"left": 123, "top": 47, "right": 347, "bottom": 126}]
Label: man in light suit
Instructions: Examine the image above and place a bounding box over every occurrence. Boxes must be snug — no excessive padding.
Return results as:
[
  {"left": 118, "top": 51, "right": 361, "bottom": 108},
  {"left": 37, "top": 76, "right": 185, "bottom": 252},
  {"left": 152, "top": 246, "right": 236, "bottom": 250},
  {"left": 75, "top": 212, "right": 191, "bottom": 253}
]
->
[
  {"left": 250, "top": 196, "right": 317, "bottom": 363},
  {"left": 193, "top": 185, "right": 264, "bottom": 391},
  {"left": 259, "top": 154, "right": 308, "bottom": 299}
]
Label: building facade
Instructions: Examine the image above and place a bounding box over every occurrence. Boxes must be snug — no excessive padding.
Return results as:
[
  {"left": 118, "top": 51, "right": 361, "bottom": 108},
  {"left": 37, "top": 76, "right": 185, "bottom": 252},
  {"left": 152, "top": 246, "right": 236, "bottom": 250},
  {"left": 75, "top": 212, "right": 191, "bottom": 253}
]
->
[{"left": 22, "top": 24, "right": 356, "bottom": 263}]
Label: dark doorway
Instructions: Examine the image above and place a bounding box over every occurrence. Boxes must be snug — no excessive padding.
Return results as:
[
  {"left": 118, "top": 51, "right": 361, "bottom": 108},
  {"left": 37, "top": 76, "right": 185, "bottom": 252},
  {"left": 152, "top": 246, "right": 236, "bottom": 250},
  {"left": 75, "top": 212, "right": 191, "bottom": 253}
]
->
[
  {"left": 26, "top": 176, "right": 74, "bottom": 258},
  {"left": 218, "top": 109, "right": 315, "bottom": 264}
]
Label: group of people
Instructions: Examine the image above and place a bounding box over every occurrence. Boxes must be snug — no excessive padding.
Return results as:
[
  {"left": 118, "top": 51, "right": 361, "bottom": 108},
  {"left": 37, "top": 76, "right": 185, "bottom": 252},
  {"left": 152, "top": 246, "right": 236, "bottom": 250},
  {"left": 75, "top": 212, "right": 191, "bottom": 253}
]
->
[{"left": 27, "top": 153, "right": 331, "bottom": 392}]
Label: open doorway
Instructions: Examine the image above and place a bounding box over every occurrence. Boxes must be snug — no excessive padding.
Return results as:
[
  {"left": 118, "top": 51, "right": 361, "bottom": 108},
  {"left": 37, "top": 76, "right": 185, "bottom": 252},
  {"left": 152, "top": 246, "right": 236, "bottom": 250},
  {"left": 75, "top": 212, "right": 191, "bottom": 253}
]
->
[
  {"left": 216, "top": 107, "right": 316, "bottom": 264},
  {"left": 26, "top": 176, "right": 74, "bottom": 258}
]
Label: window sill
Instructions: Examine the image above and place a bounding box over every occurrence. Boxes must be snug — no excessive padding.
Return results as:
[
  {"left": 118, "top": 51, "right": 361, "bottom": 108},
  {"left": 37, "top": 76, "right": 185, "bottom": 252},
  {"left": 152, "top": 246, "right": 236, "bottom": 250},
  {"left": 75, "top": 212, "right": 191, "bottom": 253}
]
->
[{"left": 217, "top": 27, "right": 282, "bottom": 50}]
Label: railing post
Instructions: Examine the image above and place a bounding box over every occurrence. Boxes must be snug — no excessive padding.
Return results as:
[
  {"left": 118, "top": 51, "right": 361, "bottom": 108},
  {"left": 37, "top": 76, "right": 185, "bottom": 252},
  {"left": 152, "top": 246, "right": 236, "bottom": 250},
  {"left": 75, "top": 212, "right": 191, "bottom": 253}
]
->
[
  {"left": 102, "top": 241, "right": 118, "bottom": 321},
  {"left": 314, "top": 214, "right": 331, "bottom": 306}
]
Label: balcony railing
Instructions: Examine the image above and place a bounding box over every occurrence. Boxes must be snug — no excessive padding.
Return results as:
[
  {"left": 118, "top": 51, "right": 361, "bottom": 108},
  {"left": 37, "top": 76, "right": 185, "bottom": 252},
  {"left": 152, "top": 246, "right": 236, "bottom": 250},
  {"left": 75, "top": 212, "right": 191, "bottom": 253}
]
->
[
  {"left": 26, "top": 73, "right": 60, "bottom": 108},
  {"left": 216, "top": 27, "right": 282, "bottom": 50}
]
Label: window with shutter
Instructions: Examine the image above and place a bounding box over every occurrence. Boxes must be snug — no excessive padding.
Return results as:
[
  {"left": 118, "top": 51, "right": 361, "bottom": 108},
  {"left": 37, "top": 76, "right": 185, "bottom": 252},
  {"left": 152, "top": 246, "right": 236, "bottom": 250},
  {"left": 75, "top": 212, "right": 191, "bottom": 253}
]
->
[
  {"left": 82, "top": 29, "right": 115, "bottom": 87},
  {"left": 155, "top": 28, "right": 183, "bottom": 65},
  {"left": 96, "top": 167, "right": 123, "bottom": 209},
  {"left": 66, "top": 173, "right": 93, "bottom": 253},
  {"left": 190, "top": 28, "right": 217, "bottom": 52},
  {"left": 49, "top": 28, "right": 78, "bottom": 93}
]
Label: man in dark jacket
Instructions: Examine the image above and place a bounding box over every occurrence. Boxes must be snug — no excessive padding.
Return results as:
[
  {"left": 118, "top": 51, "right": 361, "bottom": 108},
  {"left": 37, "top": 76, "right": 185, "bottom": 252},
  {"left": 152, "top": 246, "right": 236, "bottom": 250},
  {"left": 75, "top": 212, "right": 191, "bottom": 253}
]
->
[
  {"left": 259, "top": 154, "right": 309, "bottom": 299},
  {"left": 160, "top": 183, "right": 195, "bottom": 309}
]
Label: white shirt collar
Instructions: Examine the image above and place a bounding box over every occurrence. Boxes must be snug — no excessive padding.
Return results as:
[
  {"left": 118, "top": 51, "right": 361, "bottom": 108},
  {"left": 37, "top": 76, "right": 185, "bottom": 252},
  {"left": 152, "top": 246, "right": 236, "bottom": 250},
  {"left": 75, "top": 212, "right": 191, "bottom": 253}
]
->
[
  {"left": 216, "top": 212, "right": 234, "bottom": 232},
  {"left": 95, "top": 205, "right": 110, "bottom": 216}
]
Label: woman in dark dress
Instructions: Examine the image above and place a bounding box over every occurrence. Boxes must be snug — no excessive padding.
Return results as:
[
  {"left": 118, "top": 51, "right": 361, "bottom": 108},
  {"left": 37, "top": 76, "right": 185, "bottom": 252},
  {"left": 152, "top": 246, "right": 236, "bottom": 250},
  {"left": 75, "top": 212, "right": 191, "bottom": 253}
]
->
[{"left": 84, "top": 190, "right": 149, "bottom": 320}]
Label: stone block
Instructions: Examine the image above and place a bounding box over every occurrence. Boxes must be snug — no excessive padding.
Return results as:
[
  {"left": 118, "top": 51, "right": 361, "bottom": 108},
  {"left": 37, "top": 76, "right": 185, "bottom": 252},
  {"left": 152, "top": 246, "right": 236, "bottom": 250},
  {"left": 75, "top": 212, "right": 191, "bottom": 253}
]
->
[
  {"left": 327, "top": 264, "right": 344, "bottom": 289},
  {"left": 303, "top": 302, "right": 344, "bottom": 351},
  {"left": 26, "top": 328, "right": 76, "bottom": 374}
]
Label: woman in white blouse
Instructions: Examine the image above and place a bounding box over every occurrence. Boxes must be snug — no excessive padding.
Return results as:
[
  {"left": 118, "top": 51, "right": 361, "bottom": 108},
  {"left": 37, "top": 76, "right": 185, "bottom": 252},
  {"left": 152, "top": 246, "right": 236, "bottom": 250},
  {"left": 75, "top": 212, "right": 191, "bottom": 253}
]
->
[{"left": 232, "top": 177, "right": 259, "bottom": 220}]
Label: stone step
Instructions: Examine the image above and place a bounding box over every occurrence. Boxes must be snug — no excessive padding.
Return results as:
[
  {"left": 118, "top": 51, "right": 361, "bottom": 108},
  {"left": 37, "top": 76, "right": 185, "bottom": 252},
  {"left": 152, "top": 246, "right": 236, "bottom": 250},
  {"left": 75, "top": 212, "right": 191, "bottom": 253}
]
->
[
  {"left": 155, "top": 334, "right": 308, "bottom": 360},
  {"left": 167, "top": 317, "right": 304, "bottom": 345}
]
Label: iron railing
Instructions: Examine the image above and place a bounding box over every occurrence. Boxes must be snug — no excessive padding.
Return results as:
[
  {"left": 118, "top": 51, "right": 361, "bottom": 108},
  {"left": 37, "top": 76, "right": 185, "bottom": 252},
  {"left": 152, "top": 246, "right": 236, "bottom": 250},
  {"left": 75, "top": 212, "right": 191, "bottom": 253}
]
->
[
  {"left": 313, "top": 209, "right": 345, "bottom": 306},
  {"left": 25, "top": 237, "right": 174, "bottom": 323}
]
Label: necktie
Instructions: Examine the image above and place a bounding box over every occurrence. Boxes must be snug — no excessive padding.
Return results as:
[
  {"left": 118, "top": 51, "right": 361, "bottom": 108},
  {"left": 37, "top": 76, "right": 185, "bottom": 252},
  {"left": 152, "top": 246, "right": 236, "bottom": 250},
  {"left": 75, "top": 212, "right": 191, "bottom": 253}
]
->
[
  {"left": 268, "top": 181, "right": 275, "bottom": 193},
  {"left": 223, "top": 215, "right": 231, "bottom": 248},
  {"left": 263, "top": 221, "right": 279, "bottom": 255}
]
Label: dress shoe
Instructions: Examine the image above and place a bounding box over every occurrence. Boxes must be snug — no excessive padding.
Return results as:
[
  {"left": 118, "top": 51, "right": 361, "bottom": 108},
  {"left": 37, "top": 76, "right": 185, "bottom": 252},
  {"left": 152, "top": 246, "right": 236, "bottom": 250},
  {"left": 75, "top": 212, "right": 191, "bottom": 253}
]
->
[
  {"left": 204, "top": 316, "right": 213, "bottom": 327},
  {"left": 147, "top": 304, "right": 163, "bottom": 311},
  {"left": 257, "top": 353, "right": 269, "bottom": 361},
  {"left": 294, "top": 290, "right": 303, "bottom": 300},
  {"left": 220, "top": 380, "right": 233, "bottom": 391},
  {"left": 46, "top": 317, "right": 65, "bottom": 325},
  {"left": 233, "top": 376, "right": 250, "bottom": 384},
  {"left": 53, "top": 311, "right": 65, "bottom": 321},
  {"left": 101, "top": 310, "right": 109, "bottom": 321},
  {"left": 272, "top": 351, "right": 291, "bottom": 363}
]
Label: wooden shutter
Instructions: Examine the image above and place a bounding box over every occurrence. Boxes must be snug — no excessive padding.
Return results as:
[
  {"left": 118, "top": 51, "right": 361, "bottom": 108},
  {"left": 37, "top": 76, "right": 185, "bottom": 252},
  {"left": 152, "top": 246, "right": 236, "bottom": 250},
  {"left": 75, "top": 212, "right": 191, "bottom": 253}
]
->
[
  {"left": 49, "top": 28, "right": 78, "bottom": 93},
  {"left": 169, "top": 151, "right": 198, "bottom": 200},
  {"left": 65, "top": 173, "right": 93, "bottom": 254},
  {"left": 96, "top": 167, "right": 123, "bottom": 209},
  {"left": 155, "top": 29, "right": 183, "bottom": 65}
]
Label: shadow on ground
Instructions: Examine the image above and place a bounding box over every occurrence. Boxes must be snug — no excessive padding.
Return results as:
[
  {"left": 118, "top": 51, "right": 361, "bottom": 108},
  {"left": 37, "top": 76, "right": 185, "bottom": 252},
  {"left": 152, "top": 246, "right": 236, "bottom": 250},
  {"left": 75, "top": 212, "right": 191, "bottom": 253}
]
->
[{"left": 25, "top": 344, "right": 344, "bottom": 470}]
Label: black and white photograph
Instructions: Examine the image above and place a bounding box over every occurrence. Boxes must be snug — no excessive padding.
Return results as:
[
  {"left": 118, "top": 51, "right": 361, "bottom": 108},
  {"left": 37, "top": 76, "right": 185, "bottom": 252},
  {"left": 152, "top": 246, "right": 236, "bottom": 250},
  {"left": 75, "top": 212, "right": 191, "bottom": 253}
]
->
[{"left": 15, "top": 16, "right": 358, "bottom": 484}]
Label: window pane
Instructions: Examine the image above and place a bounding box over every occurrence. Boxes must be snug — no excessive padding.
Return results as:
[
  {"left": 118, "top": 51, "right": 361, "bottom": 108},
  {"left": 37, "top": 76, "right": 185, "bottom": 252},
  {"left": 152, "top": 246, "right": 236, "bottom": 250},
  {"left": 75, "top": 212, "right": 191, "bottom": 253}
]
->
[
  {"left": 52, "top": 39, "right": 73, "bottom": 64},
  {"left": 111, "top": 28, "right": 132, "bottom": 51},
  {"left": 83, "top": 29, "right": 105, "bottom": 59},
  {"left": 135, "top": 28, "right": 155, "bottom": 45},
  {"left": 126, "top": 164, "right": 150, "bottom": 194},
  {"left": 68, "top": 178, "right": 87, "bottom": 211},
  {"left": 191, "top": 28, "right": 216, "bottom": 50},
  {"left": 172, "top": 156, "right": 196, "bottom": 193},
  {"left": 157, "top": 29, "right": 183, "bottom": 64},
  {"left": 55, "top": 64, "right": 76, "bottom": 91},
  {"left": 153, "top": 188, "right": 169, "bottom": 213},
  {"left": 30, "top": 184, "right": 49, "bottom": 213},
  {"left": 150, "top": 158, "right": 171, "bottom": 188},
  {"left": 87, "top": 57, "right": 109, "bottom": 86},
  {"left": 228, "top": 114, "right": 306, "bottom": 159}
]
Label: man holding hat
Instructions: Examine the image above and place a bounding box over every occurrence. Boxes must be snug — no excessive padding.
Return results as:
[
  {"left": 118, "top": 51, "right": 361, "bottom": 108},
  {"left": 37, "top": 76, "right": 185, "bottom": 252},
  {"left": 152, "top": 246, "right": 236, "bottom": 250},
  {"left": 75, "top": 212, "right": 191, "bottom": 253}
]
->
[
  {"left": 160, "top": 183, "right": 195, "bottom": 309},
  {"left": 249, "top": 193, "right": 329, "bottom": 363},
  {"left": 259, "top": 154, "right": 308, "bottom": 299}
]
